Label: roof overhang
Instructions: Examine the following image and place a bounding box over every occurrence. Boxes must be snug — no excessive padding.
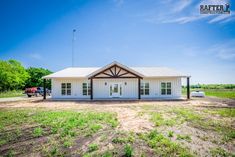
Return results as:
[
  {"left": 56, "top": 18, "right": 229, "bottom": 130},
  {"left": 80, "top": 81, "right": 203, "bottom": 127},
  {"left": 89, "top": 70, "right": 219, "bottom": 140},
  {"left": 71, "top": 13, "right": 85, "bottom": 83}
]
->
[{"left": 87, "top": 61, "right": 144, "bottom": 79}]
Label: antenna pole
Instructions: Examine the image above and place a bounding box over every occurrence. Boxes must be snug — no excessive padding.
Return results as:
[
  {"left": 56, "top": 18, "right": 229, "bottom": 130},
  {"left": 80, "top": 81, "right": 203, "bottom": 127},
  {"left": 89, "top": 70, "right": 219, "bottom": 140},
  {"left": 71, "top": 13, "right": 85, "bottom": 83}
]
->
[{"left": 72, "top": 29, "right": 76, "bottom": 67}]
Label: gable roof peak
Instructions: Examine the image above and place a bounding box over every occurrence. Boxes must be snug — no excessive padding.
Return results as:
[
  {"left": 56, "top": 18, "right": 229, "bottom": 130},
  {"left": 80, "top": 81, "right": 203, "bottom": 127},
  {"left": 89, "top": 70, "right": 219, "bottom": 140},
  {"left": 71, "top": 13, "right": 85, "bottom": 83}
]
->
[{"left": 87, "top": 61, "right": 144, "bottom": 79}]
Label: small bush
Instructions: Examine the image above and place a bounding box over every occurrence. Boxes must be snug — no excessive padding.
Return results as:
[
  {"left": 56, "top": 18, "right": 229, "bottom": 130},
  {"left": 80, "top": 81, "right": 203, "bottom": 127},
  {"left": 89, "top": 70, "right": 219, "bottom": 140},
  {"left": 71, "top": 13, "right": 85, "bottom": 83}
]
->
[
  {"left": 141, "top": 130, "right": 193, "bottom": 156},
  {"left": 177, "top": 134, "right": 192, "bottom": 142},
  {"left": 88, "top": 143, "right": 98, "bottom": 152},
  {"left": 50, "top": 147, "right": 58, "bottom": 156},
  {"left": 101, "top": 151, "right": 113, "bottom": 157},
  {"left": 210, "top": 147, "right": 231, "bottom": 157},
  {"left": 33, "top": 127, "right": 43, "bottom": 137},
  {"left": 63, "top": 139, "right": 73, "bottom": 148},
  {"left": 124, "top": 144, "right": 133, "bottom": 157},
  {"left": 168, "top": 131, "right": 174, "bottom": 137}
]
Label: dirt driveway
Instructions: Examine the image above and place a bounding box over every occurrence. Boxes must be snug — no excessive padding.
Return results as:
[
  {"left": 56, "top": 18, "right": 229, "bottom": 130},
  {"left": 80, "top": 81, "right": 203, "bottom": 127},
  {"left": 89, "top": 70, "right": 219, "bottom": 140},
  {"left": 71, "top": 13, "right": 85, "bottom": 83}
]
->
[{"left": 0, "top": 98, "right": 234, "bottom": 156}]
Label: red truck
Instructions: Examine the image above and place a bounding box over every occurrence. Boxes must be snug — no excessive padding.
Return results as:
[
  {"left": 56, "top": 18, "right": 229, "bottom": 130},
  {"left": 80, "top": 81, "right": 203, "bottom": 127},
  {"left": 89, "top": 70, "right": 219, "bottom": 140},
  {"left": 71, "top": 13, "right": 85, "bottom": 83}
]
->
[{"left": 25, "top": 87, "right": 51, "bottom": 97}]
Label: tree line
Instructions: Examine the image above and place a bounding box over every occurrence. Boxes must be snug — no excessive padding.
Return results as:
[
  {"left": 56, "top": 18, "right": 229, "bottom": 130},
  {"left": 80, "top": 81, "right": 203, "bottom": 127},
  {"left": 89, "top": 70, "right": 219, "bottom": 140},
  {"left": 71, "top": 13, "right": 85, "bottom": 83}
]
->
[
  {"left": 0, "top": 59, "right": 52, "bottom": 91},
  {"left": 183, "top": 84, "right": 235, "bottom": 89}
]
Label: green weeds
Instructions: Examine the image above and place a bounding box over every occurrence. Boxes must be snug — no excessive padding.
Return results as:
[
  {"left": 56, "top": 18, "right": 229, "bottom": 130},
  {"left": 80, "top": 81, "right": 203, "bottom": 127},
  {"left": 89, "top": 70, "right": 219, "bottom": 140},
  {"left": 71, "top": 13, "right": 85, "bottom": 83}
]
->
[
  {"left": 150, "top": 112, "right": 177, "bottom": 127},
  {"left": 88, "top": 143, "right": 98, "bottom": 152},
  {"left": 204, "top": 108, "right": 235, "bottom": 117},
  {"left": 210, "top": 147, "right": 233, "bottom": 157},
  {"left": 33, "top": 127, "right": 43, "bottom": 137},
  {"left": 139, "top": 130, "right": 193, "bottom": 157},
  {"left": 124, "top": 144, "right": 133, "bottom": 157},
  {"left": 177, "top": 134, "right": 192, "bottom": 142},
  {"left": 168, "top": 131, "right": 174, "bottom": 137},
  {"left": 173, "top": 108, "right": 235, "bottom": 142}
]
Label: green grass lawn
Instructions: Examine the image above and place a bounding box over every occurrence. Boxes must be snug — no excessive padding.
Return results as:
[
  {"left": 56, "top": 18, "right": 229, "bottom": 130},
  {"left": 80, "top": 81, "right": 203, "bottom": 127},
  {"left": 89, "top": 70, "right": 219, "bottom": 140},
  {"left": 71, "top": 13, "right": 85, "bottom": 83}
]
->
[
  {"left": 0, "top": 90, "right": 24, "bottom": 98},
  {"left": 182, "top": 88, "right": 235, "bottom": 99}
]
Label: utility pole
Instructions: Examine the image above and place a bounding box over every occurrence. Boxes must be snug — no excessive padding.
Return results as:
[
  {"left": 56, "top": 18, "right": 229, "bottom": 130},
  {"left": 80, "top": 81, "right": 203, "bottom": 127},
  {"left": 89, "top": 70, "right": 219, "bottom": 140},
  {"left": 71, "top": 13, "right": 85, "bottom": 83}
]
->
[{"left": 72, "top": 29, "right": 76, "bottom": 67}]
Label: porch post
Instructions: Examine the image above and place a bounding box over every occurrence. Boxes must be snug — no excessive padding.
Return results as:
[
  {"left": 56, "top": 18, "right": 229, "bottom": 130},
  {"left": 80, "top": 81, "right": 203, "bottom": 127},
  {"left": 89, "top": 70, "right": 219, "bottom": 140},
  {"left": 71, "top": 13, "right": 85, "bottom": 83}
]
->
[
  {"left": 90, "top": 78, "right": 93, "bottom": 100},
  {"left": 138, "top": 78, "right": 141, "bottom": 99},
  {"left": 187, "top": 77, "right": 190, "bottom": 99},
  {"left": 43, "top": 79, "right": 46, "bottom": 100}
]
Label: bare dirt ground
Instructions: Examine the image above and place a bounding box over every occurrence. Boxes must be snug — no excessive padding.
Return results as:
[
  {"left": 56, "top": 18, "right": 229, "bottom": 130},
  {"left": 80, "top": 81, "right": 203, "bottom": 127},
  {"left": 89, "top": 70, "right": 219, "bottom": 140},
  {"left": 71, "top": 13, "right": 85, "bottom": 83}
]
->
[{"left": 0, "top": 98, "right": 234, "bottom": 156}]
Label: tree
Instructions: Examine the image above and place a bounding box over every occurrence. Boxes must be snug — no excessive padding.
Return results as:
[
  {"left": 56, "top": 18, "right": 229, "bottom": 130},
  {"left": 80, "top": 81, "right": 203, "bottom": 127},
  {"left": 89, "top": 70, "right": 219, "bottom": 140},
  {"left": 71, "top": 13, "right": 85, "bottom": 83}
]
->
[
  {"left": 25, "top": 67, "right": 52, "bottom": 89},
  {"left": 0, "top": 60, "right": 29, "bottom": 91}
]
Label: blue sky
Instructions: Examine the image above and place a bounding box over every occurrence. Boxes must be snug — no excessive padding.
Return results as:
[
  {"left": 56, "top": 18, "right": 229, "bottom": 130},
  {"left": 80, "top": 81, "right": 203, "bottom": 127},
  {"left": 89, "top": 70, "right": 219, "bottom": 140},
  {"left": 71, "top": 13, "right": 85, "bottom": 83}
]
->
[{"left": 0, "top": 0, "right": 235, "bottom": 84}]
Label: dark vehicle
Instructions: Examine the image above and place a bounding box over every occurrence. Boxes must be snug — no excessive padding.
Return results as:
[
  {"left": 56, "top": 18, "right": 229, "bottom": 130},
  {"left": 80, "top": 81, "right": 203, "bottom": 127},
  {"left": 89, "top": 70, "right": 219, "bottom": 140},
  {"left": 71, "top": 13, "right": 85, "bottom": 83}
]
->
[
  {"left": 25, "top": 87, "right": 51, "bottom": 97},
  {"left": 36, "top": 87, "right": 51, "bottom": 96}
]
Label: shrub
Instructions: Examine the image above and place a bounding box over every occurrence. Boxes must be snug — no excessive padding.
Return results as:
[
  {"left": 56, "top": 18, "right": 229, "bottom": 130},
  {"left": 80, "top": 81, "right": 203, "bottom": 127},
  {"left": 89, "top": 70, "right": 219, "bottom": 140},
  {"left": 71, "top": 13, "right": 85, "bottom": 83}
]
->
[
  {"left": 124, "top": 144, "right": 133, "bottom": 157},
  {"left": 168, "top": 131, "right": 174, "bottom": 137},
  {"left": 33, "top": 127, "right": 43, "bottom": 137},
  {"left": 88, "top": 143, "right": 98, "bottom": 152}
]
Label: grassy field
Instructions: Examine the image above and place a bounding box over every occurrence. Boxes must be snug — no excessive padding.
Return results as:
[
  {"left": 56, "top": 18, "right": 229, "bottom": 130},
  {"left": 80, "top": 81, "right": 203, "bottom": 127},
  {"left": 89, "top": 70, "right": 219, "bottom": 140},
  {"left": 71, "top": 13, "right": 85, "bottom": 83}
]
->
[
  {"left": 204, "top": 89, "right": 235, "bottom": 99},
  {"left": 0, "top": 109, "right": 118, "bottom": 156},
  {"left": 0, "top": 100, "right": 234, "bottom": 156},
  {"left": 182, "top": 88, "right": 235, "bottom": 99},
  {"left": 0, "top": 90, "right": 24, "bottom": 98}
]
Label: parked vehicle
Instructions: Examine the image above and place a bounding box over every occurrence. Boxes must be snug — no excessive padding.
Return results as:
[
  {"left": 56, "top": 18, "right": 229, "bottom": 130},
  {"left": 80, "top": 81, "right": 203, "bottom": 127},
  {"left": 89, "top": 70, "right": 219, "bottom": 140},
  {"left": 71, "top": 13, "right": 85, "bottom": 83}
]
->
[
  {"left": 191, "top": 91, "right": 205, "bottom": 97},
  {"left": 36, "top": 87, "right": 51, "bottom": 96},
  {"left": 25, "top": 87, "right": 51, "bottom": 97}
]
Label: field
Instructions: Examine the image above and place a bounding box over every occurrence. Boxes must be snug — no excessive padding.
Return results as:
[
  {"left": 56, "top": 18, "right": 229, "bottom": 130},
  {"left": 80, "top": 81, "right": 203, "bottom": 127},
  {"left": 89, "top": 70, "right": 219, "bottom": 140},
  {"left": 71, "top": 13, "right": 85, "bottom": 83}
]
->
[
  {"left": 0, "top": 98, "right": 234, "bottom": 156},
  {"left": 182, "top": 88, "right": 235, "bottom": 99},
  {"left": 0, "top": 90, "right": 24, "bottom": 98}
]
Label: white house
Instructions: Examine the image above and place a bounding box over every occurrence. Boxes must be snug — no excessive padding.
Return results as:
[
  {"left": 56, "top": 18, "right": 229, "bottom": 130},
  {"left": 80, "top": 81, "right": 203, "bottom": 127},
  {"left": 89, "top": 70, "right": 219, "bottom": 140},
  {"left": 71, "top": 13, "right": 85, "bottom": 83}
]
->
[{"left": 43, "top": 61, "right": 190, "bottom": 100}]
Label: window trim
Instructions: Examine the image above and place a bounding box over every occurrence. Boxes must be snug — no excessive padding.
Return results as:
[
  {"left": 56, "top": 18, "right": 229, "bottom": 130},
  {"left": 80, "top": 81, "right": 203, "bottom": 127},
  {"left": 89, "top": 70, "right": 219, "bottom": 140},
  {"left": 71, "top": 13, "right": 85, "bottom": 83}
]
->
[
  {"left": 141, "top": 82, "right": 150, "bottom": 95},
  {"left": 82, "top": 82, "right": 91, "bottom": 96},
  {"left": 61, "top": 83, "right": 72, "bottom": 96},
  {"left": 160, "top": 82, "right": 172, "bottom": 95}
]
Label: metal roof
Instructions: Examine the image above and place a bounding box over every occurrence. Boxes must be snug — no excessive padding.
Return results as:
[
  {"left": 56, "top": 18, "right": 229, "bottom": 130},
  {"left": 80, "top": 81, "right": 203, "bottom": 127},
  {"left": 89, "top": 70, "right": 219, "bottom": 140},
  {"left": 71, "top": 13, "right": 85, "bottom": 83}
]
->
[{"left": 43, "top": 66, "right": 189, "bottom": 79}]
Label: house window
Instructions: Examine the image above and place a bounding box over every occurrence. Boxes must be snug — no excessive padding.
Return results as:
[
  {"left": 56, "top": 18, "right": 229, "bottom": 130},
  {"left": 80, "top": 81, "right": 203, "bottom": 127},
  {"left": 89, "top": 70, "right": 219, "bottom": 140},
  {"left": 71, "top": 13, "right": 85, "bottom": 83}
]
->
[
  {"left": 141, "top": 82, "right": 149, "bottom": 95},
  {"left": 82, "top": 83, "right": 91, "bottom": 96},
  {"left": 61, "top": 83, "right": 71, "bottom": 95},
  {"left": 161, "top": 82, "right": 171, "bottom": 95}
]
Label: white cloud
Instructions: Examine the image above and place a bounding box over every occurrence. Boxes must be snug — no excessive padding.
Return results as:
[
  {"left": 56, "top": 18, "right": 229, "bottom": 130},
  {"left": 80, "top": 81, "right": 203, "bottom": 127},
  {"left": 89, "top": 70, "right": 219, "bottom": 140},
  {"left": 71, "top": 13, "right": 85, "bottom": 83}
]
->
[
  {"left": 162, "top": 14, "right": 210, "bottom": 24},
  {"left": 29, "top": 53, "right": 42, "bottom": 60},
  {"left": 209, "top": 11, "right": 235, "bottom": 23},
  {"left": 141, "top": 0, "right": 234, "bottom": 24},
  {"left": 172, "top": 0, "right": 192, "bottom": 13},
  {"left": 209, "top": 40, "right": 235, "bottom": 60}
]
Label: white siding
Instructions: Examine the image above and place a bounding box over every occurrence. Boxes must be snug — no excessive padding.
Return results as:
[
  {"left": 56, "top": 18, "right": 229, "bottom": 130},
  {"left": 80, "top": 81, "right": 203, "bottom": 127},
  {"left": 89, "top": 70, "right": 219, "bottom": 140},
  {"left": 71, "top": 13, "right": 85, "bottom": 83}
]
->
[
  {"left": 51, "top": 78, "right": 90, "bottom": 99},
  {"left": 141, "top": 77, "right": 182, "bottom": 99},
  {"left": 93, "top": 79, "right": 138, "bottom": 99},
  {"left": 51, "top": 77, "right": 182, "bottom": 99}
]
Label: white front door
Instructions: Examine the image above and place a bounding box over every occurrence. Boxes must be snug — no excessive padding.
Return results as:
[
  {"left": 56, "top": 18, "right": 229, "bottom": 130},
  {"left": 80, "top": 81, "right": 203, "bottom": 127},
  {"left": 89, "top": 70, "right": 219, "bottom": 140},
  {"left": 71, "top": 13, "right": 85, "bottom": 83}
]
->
[{"left": 110, "top": 83, "right": 122, "bottom": 98}]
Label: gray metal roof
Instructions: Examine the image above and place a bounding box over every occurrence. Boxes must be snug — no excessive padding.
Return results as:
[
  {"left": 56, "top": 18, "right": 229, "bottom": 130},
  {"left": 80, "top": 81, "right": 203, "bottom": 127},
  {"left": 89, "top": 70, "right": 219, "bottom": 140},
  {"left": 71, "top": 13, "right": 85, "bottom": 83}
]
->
[{"left": 43, "top": 66, "right": 189, "bottom": 79}]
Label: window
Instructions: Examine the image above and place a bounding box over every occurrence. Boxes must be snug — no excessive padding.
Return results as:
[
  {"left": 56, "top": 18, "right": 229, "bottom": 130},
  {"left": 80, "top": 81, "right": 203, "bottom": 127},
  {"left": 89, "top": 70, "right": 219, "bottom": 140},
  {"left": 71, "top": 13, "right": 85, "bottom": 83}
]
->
[
  {"left": 82, "top": 83, "right": 91, "bottom": 96},
  {"left": 161, "top": 82, "right": 171, "bottom": 95},
  {"left": 141, "top": 82, "right": 150, "bottom": 95},
  {"left": 61, "top": 83, "right": 71, "bottom": 95}
]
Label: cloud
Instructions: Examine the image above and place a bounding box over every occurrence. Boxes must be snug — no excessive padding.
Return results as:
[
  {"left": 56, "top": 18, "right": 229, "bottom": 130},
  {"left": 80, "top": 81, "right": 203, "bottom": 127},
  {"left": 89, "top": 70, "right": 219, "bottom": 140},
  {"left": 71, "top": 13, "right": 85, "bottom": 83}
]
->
[
  {"left": 172, "top": 0, "right": 192, "bottom": 13},
  {"left": 177, "top": 40, "right": 235, "bottom": 61},
  {"left": 209, "top": 11, "right": 235, "bottom": 23},
  {"left": 141, "top": 0, "right": 234, "bottom": 24},
  {"left": 162, "top": 14, "right": 210, "bottom": 24},
  {"left": 29, "top": 53, "right": 42, "bottom": 60},
  {"left": 209, "top": 40, "right": 235, "bottom": 60}
]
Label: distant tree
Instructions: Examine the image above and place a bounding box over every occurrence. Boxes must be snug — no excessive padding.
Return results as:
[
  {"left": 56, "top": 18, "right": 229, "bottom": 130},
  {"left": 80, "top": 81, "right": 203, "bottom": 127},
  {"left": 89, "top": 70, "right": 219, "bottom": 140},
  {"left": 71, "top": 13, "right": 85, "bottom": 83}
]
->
[
  {"left": 25, "top": 67, "right": 52, "bottom": 89},
  {"left": 0, "top": 59, "right": 29, "bottom": 91}
]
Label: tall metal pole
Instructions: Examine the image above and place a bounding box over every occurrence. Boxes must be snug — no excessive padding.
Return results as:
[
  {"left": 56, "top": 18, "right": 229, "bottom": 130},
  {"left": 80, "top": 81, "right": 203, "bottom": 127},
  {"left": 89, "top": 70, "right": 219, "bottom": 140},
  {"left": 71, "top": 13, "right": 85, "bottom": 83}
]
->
[{"left": 72, "top": 29, "right": 76, "bottom": 67}]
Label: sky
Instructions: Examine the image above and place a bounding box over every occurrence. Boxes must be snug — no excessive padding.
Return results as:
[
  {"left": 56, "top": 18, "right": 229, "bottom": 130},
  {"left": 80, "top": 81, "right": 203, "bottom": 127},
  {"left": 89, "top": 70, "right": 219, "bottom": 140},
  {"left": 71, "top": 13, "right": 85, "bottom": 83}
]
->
[{"left": 0, "top": 0, "right": 235, "bottom": 84}]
